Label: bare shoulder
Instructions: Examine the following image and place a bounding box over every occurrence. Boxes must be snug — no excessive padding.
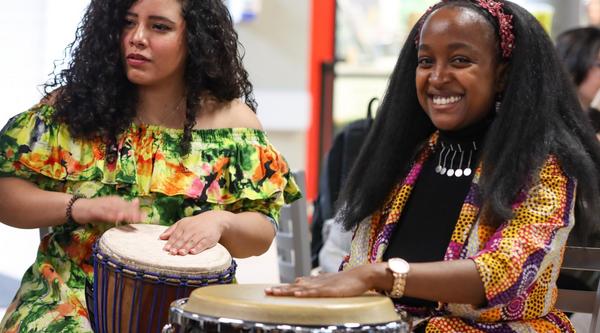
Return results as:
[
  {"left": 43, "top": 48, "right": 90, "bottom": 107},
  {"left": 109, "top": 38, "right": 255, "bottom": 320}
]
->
[
  {"left": 38, "top": 89, "right": 62, "bottom": 107},
  {"left": 196, "top": 98, "right": 263, "bottom": 130}
]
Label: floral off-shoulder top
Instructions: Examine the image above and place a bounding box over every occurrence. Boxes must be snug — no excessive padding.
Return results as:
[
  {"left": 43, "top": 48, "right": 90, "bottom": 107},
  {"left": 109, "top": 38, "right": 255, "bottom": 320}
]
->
[{"left": 0, "top": 104, "right": 301, "bottom": 333}]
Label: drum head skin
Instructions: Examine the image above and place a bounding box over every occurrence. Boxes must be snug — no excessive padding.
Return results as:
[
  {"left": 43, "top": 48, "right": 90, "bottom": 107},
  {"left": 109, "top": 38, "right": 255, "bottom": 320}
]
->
[
  {"left": 185, "top": 284, "right": 401, "bottom": 326},
  {"left": 98, "top": 224, "right": 232, "bottom": 276}
]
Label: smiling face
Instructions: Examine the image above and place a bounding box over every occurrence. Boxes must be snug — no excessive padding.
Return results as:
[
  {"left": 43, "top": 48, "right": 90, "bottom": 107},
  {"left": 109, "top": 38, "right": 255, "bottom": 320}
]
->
[
  {"left": 121, "top": 0, "right": 187, "bottom": 88},
  {"left": 416, "top": 6, "right": 507, "bottom": 131}
]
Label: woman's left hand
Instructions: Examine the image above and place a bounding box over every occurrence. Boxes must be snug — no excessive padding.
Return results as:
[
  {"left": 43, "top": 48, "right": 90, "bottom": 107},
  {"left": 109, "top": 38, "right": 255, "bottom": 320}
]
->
[
  {"left": 159, "top": 210, "right": 233, "bottom": 255},
  {"left": 265, "top": 264, "right": 376, "bottom": 297}
]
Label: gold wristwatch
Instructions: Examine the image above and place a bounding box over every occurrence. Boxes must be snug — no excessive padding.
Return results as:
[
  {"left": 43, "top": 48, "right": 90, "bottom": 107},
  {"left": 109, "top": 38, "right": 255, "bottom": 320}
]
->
[{"left": 386, "top": 258, "right": 410, "bottom": 298}]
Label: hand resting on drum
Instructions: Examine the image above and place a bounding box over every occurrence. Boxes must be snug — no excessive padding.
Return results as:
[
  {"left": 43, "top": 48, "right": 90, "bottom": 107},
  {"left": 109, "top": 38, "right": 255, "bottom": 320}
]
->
[
  {"left": 160, "top": 210, "right": 227, "bottom": 256},
  {"left": 266, "top": 260, "right": 486, "bottom": 306},
  {"left": 266, "top": 266, "right": 376, "bottom": 298},
  {"left": 159, "top": 210, "right": 276, "bottom": 258}
]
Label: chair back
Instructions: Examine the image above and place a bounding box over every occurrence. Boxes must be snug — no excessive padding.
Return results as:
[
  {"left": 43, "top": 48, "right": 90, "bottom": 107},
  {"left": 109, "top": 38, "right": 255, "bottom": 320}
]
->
[
  {"left": 556, "top": 246, "right": 600, "bottom": 333},
  {"left": 276, "top": 171, "right": 311, "bottom": 283}
]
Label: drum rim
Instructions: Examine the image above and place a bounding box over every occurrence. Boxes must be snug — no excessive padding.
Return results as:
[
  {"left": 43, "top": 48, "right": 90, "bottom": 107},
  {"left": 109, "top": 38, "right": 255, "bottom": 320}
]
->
[
  {"left": 93, "top": 241, "right": 237, "bottom": 284},
  {"left": 167, "top": 298, "right": 412, "bottom": 332}
]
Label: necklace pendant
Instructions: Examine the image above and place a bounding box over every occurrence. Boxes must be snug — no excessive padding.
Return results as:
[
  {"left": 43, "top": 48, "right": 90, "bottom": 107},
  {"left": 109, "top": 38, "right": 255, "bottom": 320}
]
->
[
  {"left": 464, "top": 168, "right": 472, "bottom": 176},
  {"left": 447, "top": 169, "right": 454, "bottom": 177},
  {"left": 455, "top": 169, "right": 463, "bottom": 177}
]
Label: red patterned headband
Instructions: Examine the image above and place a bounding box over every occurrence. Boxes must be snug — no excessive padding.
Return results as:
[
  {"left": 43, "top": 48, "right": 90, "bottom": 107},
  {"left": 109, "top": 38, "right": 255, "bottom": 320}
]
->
[{"left": 415, "top": 0, "right": 515, "bottom": 59}]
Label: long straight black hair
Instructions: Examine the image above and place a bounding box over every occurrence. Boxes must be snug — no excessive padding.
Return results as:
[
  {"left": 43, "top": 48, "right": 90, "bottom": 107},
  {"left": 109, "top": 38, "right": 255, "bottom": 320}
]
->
[{"left": 338, "top": 0, "right": 600, "bottom": 245}]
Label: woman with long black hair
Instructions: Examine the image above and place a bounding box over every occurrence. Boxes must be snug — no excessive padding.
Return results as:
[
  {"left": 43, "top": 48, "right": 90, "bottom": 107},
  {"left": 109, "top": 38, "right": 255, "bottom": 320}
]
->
[{"left": 267, "top": 1, "right": 600, "bottom": 331}]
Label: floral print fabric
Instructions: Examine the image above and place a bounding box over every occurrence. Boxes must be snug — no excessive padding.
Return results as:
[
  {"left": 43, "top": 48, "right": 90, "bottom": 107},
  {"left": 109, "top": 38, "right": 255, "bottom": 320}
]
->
[
  {"left": 0, "top": 104, "right": 301, "bottom": 332},
  {"left": 343, "top": 133, "right": 575, "bottom": 332}
]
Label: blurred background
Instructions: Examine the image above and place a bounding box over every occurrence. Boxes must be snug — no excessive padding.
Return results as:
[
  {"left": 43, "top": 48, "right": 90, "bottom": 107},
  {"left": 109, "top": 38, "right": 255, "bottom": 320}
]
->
[{"left": 0, "top": 0, "right": 598, "bottom": 318}]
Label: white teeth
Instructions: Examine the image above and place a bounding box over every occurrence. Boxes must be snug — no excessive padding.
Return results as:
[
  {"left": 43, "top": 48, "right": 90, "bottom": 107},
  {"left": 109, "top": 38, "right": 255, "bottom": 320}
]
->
[{"left": 432, "top": 95, "right": 462, "bottom": 105}]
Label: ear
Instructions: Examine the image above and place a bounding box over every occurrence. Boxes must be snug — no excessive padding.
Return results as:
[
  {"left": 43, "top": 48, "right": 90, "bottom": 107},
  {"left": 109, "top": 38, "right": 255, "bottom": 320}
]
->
[{"left": 494, "top": 62, "right": 509, "bottom": 93}]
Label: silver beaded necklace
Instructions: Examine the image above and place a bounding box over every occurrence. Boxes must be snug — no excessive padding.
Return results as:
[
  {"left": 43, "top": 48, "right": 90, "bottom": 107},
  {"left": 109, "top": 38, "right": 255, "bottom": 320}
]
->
[{"left": 434, "top": 141, "right": 477, "bottom": 178}]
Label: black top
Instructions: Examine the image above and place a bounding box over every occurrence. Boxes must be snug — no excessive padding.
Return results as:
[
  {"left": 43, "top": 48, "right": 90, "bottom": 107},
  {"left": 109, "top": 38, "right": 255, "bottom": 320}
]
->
[{"left": 383, "top": 117, "right": 492, "bottom": 308}]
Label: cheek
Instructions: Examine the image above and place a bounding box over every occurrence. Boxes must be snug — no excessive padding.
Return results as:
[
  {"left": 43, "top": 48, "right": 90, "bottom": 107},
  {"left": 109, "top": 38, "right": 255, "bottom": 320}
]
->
[
  {"left": 588, "top": 69, "right": 600, "bottom": 91},
  {"left": 120, "top": 31, "right": 130, "bottom": 49},
  {"left": 120, "top": 35, "right": 133, "bottom": 59},
  {"left": 578, "top": 71, "right": 600, "bottom": 100},
  {"left": 156, "top": 40, "right": 186, "bottom": 62},
  {"left": 415, "top": 73, "right": 428, "bottom": 103}
]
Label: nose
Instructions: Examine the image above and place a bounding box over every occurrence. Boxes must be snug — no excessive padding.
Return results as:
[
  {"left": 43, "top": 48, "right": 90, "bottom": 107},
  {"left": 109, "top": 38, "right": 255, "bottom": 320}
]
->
[
  {"left": 428, "top": 64, "right": 450, "bottom": 85},
  {"left": 129, "top": 25, "right": 147, "bottom": 48}
]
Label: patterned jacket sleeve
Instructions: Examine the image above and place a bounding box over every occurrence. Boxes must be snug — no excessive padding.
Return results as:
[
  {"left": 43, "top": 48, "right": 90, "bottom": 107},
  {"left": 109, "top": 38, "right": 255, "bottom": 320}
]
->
[{"left": 467, "top": 157, "right": 575, "bottom": 321}]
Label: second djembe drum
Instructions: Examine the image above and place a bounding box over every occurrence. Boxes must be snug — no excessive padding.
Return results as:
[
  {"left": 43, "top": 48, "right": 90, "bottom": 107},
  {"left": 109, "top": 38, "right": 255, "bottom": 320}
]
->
[{"left": 163, "top": 284, "right": 411, "bottom": 332}]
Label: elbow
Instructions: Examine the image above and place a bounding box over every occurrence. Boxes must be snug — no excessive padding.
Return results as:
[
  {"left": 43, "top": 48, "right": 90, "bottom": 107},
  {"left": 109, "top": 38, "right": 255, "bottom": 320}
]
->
[
  {"left": 229, "top": 228, "right": 276, "bottom": 258},
  {"left": 0, "top": 216, "right": 35, "bottom": 229},
  {"left": 229, "top": 235, "right": 274, "bottom": 258}
]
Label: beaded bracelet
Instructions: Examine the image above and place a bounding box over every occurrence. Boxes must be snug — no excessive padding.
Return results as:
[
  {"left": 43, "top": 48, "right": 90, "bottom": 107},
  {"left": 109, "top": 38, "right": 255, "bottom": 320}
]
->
[{"left": 66, "top": 194, "right": 84, "bottom": 224}]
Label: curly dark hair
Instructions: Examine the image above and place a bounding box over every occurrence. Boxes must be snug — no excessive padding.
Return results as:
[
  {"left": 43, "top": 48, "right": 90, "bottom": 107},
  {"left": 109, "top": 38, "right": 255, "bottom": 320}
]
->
[
  {"left": 45, "top": 0, "right": 256, "bottom": 156},
  {"left": 338, "top": 0, "right": 600, "bottom": 245}
]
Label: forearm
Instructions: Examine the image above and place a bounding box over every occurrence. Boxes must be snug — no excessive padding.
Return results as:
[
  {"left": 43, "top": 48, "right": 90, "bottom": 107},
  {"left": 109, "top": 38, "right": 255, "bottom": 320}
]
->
[
  {"left": 370, "top": 259, "right": 486, "bottom": 305},
  {"left": 219, "top": 211, "right": 276, "bottom": 258},
  {"left": 0, "top": 177, "right": 71, "bottom": 228}
]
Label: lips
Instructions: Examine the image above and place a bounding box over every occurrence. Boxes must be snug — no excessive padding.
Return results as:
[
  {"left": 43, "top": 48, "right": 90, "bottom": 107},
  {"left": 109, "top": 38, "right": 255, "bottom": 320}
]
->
[
  {"left": 126, "top": 53, "right": 150, "bottom": 67},
  {"left": 127, "top": 53, "right": 149, "bottom": 61}
]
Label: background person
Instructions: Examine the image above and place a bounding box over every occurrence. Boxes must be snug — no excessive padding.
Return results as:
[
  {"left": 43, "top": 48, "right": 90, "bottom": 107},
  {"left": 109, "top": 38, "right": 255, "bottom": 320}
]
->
[{"left": 556, "top": 26, "right": 600, "bottom": 138}]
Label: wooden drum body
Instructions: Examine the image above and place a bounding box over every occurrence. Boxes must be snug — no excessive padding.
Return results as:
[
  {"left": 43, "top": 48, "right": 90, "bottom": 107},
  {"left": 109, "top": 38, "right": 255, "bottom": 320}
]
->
[
  {"left": 91, "top": 224, "right": 236, "bottom": 333},
  {"left": 163, "top": 284, "right": 411, "bottom": 333}
]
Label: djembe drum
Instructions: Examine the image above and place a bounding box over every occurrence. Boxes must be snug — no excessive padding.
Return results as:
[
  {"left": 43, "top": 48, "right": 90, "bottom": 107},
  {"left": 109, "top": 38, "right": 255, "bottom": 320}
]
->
[
  {"left": 90, "top": 224, "right": 236, "bottom": 333},
  {"left": 162, "top": 284, "right": 411, "bottom": 333}
]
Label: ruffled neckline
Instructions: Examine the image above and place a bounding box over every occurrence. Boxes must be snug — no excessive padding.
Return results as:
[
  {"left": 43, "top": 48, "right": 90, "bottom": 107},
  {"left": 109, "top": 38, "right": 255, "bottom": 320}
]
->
[
  {"left": 3, "top": 105, "right": 300, "bottom": 204},
  {"left": 130, "top": 121, "right": 266, "bottom": 137}
]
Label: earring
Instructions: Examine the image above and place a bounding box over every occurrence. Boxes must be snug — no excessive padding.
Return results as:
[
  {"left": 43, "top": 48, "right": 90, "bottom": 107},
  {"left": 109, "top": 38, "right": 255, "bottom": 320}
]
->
[{"left": 495, "top": 93, "right": 503, "bottom": 113}]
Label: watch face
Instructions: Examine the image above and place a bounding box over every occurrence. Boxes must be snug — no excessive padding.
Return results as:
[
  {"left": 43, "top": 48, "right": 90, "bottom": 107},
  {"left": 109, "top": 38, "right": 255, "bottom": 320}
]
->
[{"left": 388, "top": 258, "right": 410, "bottom": 274}]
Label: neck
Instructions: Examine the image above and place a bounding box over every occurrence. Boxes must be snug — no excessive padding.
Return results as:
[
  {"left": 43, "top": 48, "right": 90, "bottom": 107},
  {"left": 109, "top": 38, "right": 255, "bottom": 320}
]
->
[
  {"left": 136, "top": 82, "right": 187, "bottom": 127},
  {"left": 438, "top": 112, "right": 494, "bottom": 143}
]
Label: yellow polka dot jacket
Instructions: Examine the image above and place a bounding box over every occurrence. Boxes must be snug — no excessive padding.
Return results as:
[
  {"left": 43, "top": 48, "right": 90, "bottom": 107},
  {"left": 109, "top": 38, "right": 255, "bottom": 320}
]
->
[{"left": 343, "top": 133, "right": 575, "bottom": 333}]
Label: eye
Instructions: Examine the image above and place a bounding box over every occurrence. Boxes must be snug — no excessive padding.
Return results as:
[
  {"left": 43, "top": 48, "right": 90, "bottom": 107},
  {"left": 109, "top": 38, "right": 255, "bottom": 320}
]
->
[
  {"left": 417, "top": 57, "right": 433, "bottom": 68},
  {"left": 451, "top": 56, "right": 471, "bottom": 66},
  {"left": 123, "top": 18, "right": 136, "bottom": 28},
  {"left": 153, "top": 23, "right": 172, "bottom": 32}
]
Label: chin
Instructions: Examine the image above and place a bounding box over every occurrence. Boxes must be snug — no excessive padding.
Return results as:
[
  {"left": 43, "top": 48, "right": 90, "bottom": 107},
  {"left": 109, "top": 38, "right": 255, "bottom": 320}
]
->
[
  {"left": 126, "top": 75, "right": 153, "bottom": 86},
  {"left": 429, "top": 117, "right": 460, "bottom": 131},
  {"left": 434, "top": 124, "right": 458, "bottom": 131}
]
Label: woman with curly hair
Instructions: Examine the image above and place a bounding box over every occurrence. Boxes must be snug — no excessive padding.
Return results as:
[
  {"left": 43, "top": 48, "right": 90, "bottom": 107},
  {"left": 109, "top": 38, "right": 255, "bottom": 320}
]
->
[
  {"left": 267, "top": 0, "right": 600, "bottom": 332},
  {"left": 0, "top": 0, "right": 300, "bottom": 331}
]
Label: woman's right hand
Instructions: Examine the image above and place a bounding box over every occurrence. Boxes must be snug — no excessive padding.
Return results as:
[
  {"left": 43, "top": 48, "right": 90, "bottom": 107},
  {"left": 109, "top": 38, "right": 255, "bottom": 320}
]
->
[{"left": 70, "top": 196, "right": 144, "bottom": 225}]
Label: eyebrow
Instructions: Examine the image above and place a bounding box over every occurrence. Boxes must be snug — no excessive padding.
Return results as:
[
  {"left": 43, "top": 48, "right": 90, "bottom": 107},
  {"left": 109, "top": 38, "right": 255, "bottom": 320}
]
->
[{"left": 126, "top": 12, "right": 177, "bottom": 25}]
